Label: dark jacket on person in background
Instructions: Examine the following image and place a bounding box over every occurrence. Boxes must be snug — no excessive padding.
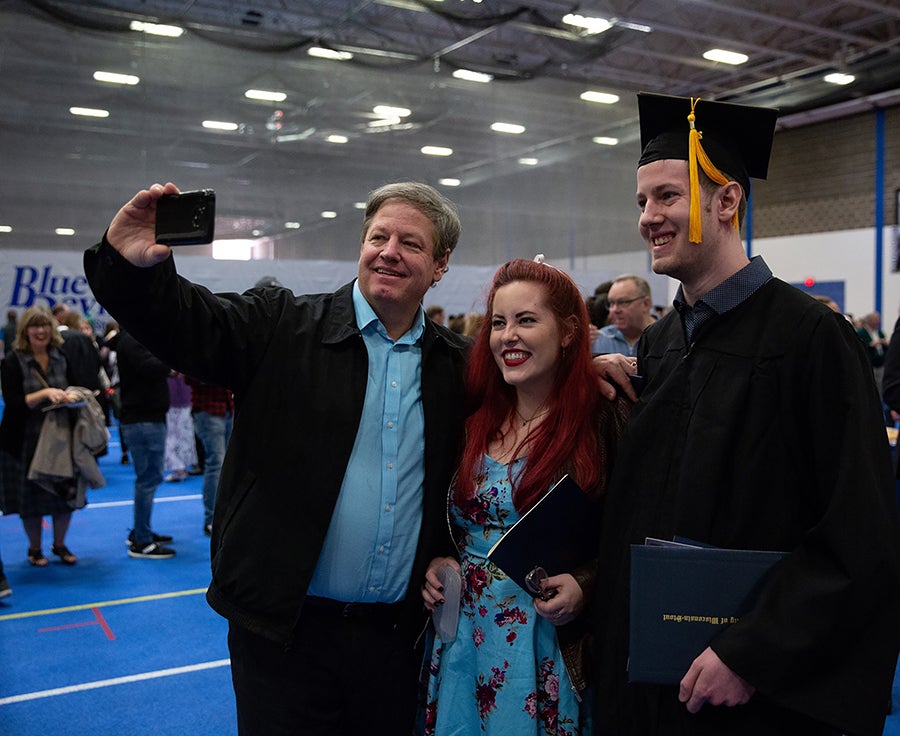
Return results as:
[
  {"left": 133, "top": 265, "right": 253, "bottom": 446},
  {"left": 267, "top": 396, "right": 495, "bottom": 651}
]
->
[
  {"left": 59, "top": 328, "right": 103, "bottom": 391},
  {"left": 108, "top": 330, "right": 170, "bottom": 425}
]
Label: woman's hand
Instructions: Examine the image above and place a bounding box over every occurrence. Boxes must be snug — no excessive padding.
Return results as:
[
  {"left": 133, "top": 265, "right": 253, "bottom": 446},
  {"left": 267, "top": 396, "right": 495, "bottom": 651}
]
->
[
  {"left": 532, "top": 573, "right": 584, "bottom": 626},
  {"left": 422, "top": 556, "right": 460, "bottom": 612},
  {"left": 27, "top": 387, "right": 77, "bottom": 409}
]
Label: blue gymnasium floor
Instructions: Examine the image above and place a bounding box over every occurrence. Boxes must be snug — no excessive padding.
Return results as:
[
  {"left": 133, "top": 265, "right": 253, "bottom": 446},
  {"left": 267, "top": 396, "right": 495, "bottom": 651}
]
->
[
  {"left": 0, "top": 436, "right": 237, "bottom": 735},
  {"left": 0, "top": 432, "right": 899, "bottom": 735}
]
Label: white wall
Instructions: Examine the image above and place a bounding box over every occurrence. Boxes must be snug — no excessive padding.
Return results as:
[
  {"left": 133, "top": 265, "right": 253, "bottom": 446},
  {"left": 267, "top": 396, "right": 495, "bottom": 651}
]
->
[{"left": 754, "top": 226, "right": 900, "bottom": 321}]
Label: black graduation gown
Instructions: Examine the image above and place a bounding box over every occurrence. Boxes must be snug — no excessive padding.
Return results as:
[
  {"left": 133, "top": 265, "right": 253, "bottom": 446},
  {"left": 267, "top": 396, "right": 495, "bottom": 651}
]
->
[{"left": 593, "top": 278, "right": 900, "bottom": 736}]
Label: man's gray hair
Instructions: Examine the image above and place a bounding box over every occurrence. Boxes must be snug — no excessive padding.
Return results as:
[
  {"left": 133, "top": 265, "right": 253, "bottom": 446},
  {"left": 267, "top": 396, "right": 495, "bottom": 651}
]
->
[
  {"left": 361, "top": 182, "right": 461, "bottom": 262},
  {"left": 614, "top": 274, "right": 651, "bottom": 298}
]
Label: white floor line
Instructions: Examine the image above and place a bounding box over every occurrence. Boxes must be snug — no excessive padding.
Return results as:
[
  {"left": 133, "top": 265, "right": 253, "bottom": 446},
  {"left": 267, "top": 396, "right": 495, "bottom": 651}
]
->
[
  {"left": 0, "top": 659, "right": 231, "bottom": 705},
  {"left": 88, "top": 494, "right": 202, "bottom": 509}
]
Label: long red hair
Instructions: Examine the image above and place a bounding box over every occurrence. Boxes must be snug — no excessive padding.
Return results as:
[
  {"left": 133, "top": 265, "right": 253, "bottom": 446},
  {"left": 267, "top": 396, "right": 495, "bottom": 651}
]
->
[{"left": 454, "top": 259, "right": 602, "bottom": 513}]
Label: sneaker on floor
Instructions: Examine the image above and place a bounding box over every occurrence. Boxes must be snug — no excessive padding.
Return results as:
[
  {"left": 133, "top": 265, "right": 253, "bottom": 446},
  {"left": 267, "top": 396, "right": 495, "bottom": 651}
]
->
[
  {"left": 125, "top": 530, "right": 174, "bottom": 546},
  {"left": 164, "top": 469, "right": 188, "bottom": 482},
  {"left": 128, "top": 542, "right": 176, "bottom": 559},
  {"left": 0, "top": 576, "right": 11, "bottom": 598}
]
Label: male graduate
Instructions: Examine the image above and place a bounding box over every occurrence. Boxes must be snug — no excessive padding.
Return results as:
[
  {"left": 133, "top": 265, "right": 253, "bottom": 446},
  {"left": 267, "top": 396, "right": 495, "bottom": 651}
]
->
[{"left": 593, "top": 93, "right": 900, "bottom": 735}]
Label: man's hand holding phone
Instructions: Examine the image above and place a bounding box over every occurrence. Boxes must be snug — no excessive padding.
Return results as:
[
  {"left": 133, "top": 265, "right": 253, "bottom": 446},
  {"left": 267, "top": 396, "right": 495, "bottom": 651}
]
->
[{"left": 106, "top": 182, "right": 215, "bottom": 268}]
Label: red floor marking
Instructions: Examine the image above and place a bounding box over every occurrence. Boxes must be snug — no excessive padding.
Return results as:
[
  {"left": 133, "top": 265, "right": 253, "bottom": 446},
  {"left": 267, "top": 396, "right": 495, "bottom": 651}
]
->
[
  {"left": 39, "top": 621, "right": 97, "bottom": 633},
  {"left": 36, "top": 608, "right": 116, "bottom": 640},
  {"left": 93, "top": 607, "right": 116, "bottom": 640}
]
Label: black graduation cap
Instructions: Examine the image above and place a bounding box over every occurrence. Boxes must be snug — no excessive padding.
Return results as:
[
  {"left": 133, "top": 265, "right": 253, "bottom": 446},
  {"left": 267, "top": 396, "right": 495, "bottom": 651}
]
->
[{"left": 637, "top": 93, "right": 778, "bottom": 242}]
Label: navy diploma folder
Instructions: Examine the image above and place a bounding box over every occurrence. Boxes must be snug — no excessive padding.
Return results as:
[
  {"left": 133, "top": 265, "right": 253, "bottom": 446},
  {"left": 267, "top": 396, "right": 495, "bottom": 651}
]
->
[
  {"left": 487, "top": 474, "right": 600, "bottom": 595},
  {"left": 628, "top": 542, "right": 786, "bottom": 684}
]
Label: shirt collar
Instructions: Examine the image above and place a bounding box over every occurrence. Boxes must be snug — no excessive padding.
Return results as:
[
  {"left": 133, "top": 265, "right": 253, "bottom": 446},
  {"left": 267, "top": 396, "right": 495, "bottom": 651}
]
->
[
  {"left": 674, "top": 255, "right": 773, "bottom": 317},
  {"left": 352, "top": 280, "right": 425, "bottom": 343}
]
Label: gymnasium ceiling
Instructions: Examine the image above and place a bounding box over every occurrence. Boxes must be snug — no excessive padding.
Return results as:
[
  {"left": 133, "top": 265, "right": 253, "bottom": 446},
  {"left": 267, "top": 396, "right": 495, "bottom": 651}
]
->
[{"left": 2, "top": 0, "right": 900, "bottom": 264}]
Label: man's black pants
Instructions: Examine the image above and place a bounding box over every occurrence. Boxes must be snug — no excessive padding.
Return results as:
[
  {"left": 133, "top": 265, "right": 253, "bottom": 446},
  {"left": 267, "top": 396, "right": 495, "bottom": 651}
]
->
[{"left": 228, "top": 597, "right": 423, "bottom": 736}]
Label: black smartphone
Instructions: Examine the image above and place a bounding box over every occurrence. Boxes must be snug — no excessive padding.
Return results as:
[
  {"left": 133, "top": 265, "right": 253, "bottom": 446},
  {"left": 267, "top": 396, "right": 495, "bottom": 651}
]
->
[{"left": 155, "top": 189, "right": 216, "bottom": 245}]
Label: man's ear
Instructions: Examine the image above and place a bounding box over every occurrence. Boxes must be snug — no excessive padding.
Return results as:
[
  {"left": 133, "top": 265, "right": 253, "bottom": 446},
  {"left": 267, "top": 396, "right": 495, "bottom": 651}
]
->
[
  {"left": 431, "top": 250, "right": 450, "bottom": 285},
  {"left": 717, "top": 181, "right": 743, "bottom": 223}
]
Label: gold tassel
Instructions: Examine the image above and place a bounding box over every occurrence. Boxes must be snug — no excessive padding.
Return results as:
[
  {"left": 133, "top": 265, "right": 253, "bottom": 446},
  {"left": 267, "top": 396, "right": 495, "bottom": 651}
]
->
[
  {"left": 687, "top": 98, "right": 739, "bottom": 243},
  {"left": 687, "top": 100, "right": 703, "bottom": 243}
]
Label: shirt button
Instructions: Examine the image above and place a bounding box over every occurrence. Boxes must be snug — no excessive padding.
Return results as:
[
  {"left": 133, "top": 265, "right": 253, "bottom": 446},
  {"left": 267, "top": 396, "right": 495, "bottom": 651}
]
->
[
  {"left": 385, "top": 504, "right": 392, "bottom": 512},
  {"left": 391, "top": 381, "right": 398, "bottom": 388},
  {"left": 369, "top": 585, "right": 376, "bottom": 592},
  {"left": 379, "top": 545, "right": 385, "bottom": 553},
  {"left": 387, "top": 461, "right": 393, "bottom": 470},
  {"left": 387, "top": 421, "right": 394, "bottom": 429}
]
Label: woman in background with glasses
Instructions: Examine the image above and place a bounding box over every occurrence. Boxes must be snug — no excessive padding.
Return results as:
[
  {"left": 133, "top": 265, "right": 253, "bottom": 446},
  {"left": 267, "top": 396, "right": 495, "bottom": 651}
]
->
[{"left": 420, "top": 258, "right": 630, "bottom": 735}]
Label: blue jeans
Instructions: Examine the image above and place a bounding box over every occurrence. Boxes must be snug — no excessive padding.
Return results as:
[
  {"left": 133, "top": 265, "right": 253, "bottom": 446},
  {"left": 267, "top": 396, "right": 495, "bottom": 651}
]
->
[
  {"left": 121, "top": 422, "right": 166, "bottom": 545},
  {"left": 193, "top": 411, "right": 232, "bottom": 526}
]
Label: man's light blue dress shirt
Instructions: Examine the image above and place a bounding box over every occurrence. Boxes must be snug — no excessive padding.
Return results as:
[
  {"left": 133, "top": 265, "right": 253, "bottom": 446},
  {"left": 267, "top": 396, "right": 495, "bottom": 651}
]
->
[{"left": 306, "top": 281, "right": 426, "bottom": 603}]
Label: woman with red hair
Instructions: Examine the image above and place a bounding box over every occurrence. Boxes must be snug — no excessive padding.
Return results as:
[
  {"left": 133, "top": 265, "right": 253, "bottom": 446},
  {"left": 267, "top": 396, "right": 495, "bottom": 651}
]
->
[{"left": 420, "top": 258, "right": 630, "bottom": 735}]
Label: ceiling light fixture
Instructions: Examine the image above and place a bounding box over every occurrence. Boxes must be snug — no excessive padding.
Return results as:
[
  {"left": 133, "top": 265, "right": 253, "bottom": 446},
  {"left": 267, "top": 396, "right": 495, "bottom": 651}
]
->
[
  {"left": 580, "top": 91, "right": 619, "bottom": 105},
  {"left": 354, "top": 202, "right": 367, "bottom": 209},
  {"left": 245, "top": 89, "right": 287, "bottom": 102},
  {"left": 93, "top": 71, "right": 139, "bottom": 85},
  {"left": 616, "top": 20, "right": 652, "bottom": 33},
  {"left": 368, "top": 117, "right": 401, "bottom": 128},
  {"left": 0, "top": 226, "right": 11, "bottom": 233},
  {"left": 491, "top": 122, "right": 525, "bottom": 134},
  {"left": 284, "top": 222, "right": 301, "bottom": 229},
  {"left": 518, "top": 157, "right": 539, "bottom": 166},
  {"left": 824, "top": 72, "right": 855, "bottom": 86},
  {"left": 562, "top": 13, "right": 613, "bottom": 35},
  {"left": 439, "top": 178, "right": 461, "bottom": 187},
  {"left": 452, "top": 69, "right": 493, "bottom": 83},
  {"left": 202, "top": 120, "right": 239, "bottom": 131},
  {"left": 55, "top": 228, "right": 75, "bottom": 236},
  {"left": 70, "top": 107, "right": 109, "bottom": 118},
  {"left": 421, "top": 146, "right": 453, "bottom": 157},
  {"left": 373, "top": 105, "right": 411, "bottom": 118},
  {"left": 321, "top": 211, "right": 338, "bottom": 219},
  {"left": 129, "top": 20, "right": 184, "bottom": 38},
  {"left": 703, "top": 49, "right": 749, "bottom": 65},
  {"left": 592, "top": 136, "right": 619, "bottom": 146},
  {"left": 327, "top": 135, "right": 348, "bottom": 144},
  {"left": 308, "top": 47, "right": 353, "bottom": 61}
]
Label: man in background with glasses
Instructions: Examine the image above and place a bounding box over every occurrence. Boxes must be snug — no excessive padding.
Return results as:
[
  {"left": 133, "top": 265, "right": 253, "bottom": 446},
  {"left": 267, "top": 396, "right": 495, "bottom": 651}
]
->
[{"left": 592, "top": 274, "right": 656, "bottom": 358}]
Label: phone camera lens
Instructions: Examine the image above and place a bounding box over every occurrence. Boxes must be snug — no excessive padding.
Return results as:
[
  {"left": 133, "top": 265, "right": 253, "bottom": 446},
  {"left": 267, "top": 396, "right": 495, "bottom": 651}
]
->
[{"left": 192, "top": 204, "right": 207, "bottom": 229}]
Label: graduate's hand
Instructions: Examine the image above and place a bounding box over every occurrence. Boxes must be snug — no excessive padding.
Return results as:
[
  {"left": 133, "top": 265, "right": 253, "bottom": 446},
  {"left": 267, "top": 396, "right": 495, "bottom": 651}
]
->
[
  {"left": 679, "top": 647, "right": 755, "bottom": 713},
  {"left": 106, "top": 182, "right": 180, "bottom": 268},
  {"left": 532, "top": 573, "right": 584, "bottom": 626},
  {"left": 592, "top": 353, "right": 638, "bottom": 401},
  {"left": 422, "top": 556, "right": 460, "bottom": 612}
]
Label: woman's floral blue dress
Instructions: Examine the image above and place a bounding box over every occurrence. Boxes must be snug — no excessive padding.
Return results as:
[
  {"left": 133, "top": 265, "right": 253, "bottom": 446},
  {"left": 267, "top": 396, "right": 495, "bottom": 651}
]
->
[{"left": 422, "top": 456, "right": 587, "bottom": 735}]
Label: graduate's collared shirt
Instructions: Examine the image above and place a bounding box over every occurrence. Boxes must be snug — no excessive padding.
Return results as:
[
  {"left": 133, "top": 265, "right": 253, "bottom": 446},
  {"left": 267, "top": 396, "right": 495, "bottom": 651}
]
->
[
  {"left": 306, "top": 281, "right": 426, "bottom": 603},
  {"left": 674, "top": 255, "right": 773, "bottom": 344}
]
